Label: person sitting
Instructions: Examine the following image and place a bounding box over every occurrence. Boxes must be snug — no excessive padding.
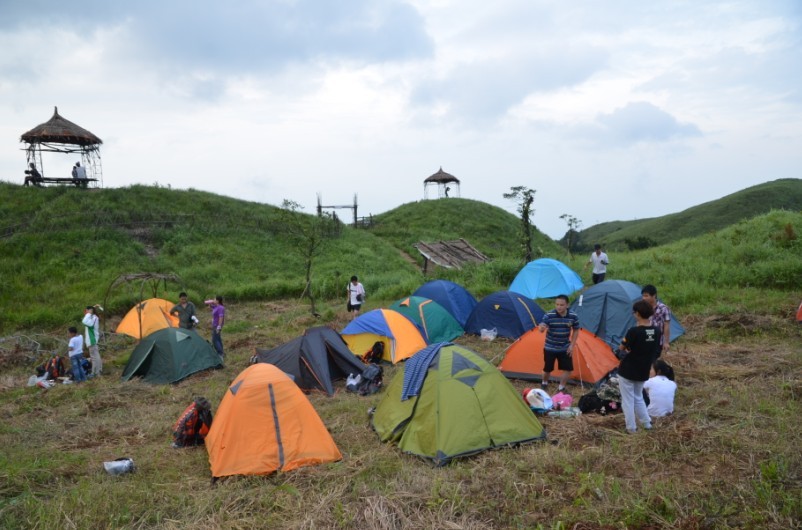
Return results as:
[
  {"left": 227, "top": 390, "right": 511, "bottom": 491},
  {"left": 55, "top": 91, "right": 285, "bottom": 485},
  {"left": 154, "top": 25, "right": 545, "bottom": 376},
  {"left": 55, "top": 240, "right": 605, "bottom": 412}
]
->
[
  {"left": 643, "top": 359, "right": 677, "bottom": 417},
  {"left": 24, "top": 163, "right": 43, "bottom": 187}
]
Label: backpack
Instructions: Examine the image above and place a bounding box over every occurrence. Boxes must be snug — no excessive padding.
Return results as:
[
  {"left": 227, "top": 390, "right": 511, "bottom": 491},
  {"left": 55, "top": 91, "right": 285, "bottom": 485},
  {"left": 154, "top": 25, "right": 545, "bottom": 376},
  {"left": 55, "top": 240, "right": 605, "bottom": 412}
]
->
[
  {"left": 362, "top": 341, "right": 385, "bottom": 364},
  {"left": 41, "top": 356, "right": 66, "bottom": 379},
  {"left": 578, "top": 389, "right": 621, "bottom": 415},
  {"left": 357, "top": 364, "right": 383, "bottom": 396},
  {"left": 172, "top": 397, "right": 213, "bottom": 447}
]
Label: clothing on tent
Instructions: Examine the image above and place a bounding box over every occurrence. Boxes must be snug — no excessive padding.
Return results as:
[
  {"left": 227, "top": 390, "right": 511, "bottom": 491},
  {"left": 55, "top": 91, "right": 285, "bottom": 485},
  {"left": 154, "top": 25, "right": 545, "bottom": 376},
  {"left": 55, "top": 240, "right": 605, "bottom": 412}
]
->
[
  {"left": 372, "top": 343, "right": 545, "bottom": 466},
  {"left": 401, "top": 342, "right": 446, "bottom": 400}
]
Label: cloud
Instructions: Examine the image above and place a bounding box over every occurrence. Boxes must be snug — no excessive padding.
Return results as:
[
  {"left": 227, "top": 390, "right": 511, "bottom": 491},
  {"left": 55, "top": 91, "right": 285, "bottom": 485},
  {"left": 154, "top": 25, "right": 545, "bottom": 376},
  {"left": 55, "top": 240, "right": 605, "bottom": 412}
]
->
[
  {"left": 411, "top": 46, "right": 607, "bottom": 124},
  {"left": 595, "top": 102, "right": 702, "bottom": 145}
]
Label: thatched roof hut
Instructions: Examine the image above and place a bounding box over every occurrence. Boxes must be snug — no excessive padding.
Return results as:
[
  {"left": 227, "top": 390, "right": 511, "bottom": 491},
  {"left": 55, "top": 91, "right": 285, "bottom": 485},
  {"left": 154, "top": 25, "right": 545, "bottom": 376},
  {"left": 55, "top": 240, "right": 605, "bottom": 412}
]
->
[
  {"left": 20, "top": 106, "right": 102, "bottom": 147},
  {"left": 424, "top": 167, "right": 460, "bottom": 199}
]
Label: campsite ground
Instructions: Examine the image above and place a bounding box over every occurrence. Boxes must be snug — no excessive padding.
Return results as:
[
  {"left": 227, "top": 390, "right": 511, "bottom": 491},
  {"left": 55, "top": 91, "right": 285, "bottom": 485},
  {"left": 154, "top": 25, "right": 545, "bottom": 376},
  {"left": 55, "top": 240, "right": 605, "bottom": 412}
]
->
[{"left": 1, "top": 299, "right": 801, "bottom": 529}]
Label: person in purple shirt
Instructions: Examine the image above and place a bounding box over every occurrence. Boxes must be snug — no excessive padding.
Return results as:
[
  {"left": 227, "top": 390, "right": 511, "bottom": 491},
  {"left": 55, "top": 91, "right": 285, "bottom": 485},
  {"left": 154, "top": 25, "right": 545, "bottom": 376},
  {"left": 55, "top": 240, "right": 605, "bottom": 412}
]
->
[{"left": 208, "top": 296, "right": 226, "bottom": 357}]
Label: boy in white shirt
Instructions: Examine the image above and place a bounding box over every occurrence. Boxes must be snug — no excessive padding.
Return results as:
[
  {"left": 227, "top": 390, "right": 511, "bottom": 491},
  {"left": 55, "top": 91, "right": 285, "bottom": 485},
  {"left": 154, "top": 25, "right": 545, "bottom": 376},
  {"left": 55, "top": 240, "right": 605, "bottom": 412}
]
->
[{"left": 67, "top": 326, "right": 87, "bottom": 383}]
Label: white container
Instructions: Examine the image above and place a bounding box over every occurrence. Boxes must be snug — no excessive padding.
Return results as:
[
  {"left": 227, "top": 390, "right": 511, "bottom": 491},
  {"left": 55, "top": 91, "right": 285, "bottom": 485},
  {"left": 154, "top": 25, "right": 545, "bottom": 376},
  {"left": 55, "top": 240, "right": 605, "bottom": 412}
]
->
[{"left": 103, "top": 458, "right": 135, "bottom": 475}]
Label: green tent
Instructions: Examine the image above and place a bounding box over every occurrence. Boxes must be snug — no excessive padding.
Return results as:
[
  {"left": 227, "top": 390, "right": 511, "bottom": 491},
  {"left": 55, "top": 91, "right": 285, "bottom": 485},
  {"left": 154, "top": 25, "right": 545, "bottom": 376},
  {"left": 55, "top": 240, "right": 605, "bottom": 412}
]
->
[
  {"left": 121, "top": 328, "right": 223, "bottom": 384},
  {"left": 372, "top": 343, "right": 545, "bottom": 465},
  {"left": 389, "top": 296, "right": 464, "bottom": 343}
]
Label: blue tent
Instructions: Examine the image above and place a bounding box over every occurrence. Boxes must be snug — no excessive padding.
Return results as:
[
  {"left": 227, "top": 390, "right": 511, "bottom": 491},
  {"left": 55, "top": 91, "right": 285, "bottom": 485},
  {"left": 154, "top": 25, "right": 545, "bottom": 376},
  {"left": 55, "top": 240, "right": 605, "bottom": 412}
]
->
[
  {"left": 413, "top": 280, "right": 478, "bottom": 328},
  {"left": 464, "top": 290, "right": 545, "bottom": 339},
  {"left": 570, "top": 279, "right": 685, "bottom": 348},
  {"left": 509, "top": 258, "right": 584, "bottom": 299}
]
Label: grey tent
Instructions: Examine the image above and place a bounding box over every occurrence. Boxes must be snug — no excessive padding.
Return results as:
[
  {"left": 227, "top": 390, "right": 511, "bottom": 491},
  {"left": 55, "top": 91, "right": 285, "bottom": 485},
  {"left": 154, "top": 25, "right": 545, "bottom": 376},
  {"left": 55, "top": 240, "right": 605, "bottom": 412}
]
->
[
  {"left": 121, "top": 328, "right": 223, "bottom": 384},
  {"left": 570, "top": 279, "right": 685, "bottom": 349},
  {"left": 253, "top": 326, "right": 366, "bottom": 396}
]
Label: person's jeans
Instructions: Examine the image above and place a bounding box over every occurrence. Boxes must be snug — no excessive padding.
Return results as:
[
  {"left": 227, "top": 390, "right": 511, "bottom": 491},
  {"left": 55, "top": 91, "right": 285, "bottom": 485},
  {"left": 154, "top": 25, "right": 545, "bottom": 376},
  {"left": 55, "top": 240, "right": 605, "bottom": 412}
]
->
[
  {"left": 70, "top": 354, "right": 87, "bottom": 382},
  {"left": 618, "top": 375, "right": 651, "bottom": 432},
  {"left": 212, "top": 330, "right": 224, "bottom": 357}
]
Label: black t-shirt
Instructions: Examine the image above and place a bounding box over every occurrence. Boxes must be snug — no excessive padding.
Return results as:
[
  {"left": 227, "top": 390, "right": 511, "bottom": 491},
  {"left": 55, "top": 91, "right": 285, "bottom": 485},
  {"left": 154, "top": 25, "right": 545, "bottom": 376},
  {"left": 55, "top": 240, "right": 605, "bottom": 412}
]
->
[{"left": 618, "top": 325, "right": 662, "bottom": 381}]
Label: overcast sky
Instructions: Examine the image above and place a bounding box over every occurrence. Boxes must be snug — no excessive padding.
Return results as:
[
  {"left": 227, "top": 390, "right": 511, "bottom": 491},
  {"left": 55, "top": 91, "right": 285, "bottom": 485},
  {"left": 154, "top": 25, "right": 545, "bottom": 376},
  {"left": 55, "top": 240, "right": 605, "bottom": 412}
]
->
[{"left": 1, "top": 1, "right": 800, "bottom": 239}]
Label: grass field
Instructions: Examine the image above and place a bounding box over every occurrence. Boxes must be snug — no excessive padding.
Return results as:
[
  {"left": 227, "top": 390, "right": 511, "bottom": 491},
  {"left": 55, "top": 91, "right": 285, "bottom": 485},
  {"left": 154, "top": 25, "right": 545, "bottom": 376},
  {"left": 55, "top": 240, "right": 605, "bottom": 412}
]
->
[
  {"left": 1, "top": 297, "right": 800, "bottom": 529},
  {"left": 1, "top": 183, "right": 801, "bottom": 528}
]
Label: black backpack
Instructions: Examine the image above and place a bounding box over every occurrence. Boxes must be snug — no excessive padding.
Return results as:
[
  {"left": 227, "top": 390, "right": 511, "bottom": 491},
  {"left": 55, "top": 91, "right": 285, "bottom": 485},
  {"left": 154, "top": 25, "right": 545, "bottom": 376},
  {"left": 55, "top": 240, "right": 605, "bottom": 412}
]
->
[
  {"left": 357, "top": 364, "right": 383, "bottom": 396},
  {"left": 362, "top": 341, "right": 385, "bottom": 364}
]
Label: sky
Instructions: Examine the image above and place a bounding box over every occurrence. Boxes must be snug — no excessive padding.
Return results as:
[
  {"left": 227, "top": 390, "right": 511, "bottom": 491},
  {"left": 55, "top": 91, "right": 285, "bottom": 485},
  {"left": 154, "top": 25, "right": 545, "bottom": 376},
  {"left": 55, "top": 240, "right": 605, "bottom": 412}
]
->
[{"left": 1, "top": 1, "right": 800, "bottom": 239}]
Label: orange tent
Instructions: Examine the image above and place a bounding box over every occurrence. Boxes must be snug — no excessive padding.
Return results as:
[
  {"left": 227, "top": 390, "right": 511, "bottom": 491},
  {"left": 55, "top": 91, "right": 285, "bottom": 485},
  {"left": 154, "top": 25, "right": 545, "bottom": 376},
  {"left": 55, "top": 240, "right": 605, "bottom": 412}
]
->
[
  {"left": 499, "top": 328, "right": 619, "bottom": 385},
  {"left": 116, "top": 298, "right": 178, "bottom": 339},
  {"left": 205, "top": 363, "right": 342, "bottom": 478}
]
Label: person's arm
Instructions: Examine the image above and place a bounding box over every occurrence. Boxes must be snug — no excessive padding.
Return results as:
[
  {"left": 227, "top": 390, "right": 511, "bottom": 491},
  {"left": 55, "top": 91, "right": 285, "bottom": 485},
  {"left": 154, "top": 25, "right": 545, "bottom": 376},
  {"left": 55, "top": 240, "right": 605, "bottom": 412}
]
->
[
  {"left": 217, "top": 309, "right": 224, "bottom": 332},
  {"left": 567, "top": 323, "right": 579, "bottom": 356},
  {"left": 662, "top": 320, "right": 670, "bottom": 353}
]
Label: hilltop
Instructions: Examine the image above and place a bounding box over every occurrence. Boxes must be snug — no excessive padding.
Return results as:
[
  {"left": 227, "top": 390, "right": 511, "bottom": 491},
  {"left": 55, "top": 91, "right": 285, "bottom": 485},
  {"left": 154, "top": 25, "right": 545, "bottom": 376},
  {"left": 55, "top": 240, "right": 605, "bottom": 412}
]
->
[{"left": 566, "top": 178, "right": 802, "bottom": 251}]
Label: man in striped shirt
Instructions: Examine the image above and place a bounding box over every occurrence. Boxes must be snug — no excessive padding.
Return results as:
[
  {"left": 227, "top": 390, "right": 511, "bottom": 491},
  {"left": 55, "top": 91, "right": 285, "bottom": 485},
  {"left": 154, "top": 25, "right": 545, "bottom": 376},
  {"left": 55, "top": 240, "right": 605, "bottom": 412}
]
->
[{"left": 537, "top": 294, "right": 580, "bottom": 393}]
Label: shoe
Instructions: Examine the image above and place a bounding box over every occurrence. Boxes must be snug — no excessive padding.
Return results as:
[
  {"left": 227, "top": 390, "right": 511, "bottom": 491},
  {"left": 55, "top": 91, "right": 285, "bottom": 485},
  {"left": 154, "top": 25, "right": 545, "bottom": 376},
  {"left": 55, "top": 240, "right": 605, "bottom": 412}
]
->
[{"left": 644, "top": 424, "right": 653, "bottom": 431}]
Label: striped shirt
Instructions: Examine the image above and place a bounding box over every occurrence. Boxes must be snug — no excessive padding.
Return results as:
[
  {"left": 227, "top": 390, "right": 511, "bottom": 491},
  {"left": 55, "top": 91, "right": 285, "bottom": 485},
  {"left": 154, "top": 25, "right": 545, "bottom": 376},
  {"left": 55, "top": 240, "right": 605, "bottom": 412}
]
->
[{"left": 542, "top": 310, "right": 579, "bottom": 353}]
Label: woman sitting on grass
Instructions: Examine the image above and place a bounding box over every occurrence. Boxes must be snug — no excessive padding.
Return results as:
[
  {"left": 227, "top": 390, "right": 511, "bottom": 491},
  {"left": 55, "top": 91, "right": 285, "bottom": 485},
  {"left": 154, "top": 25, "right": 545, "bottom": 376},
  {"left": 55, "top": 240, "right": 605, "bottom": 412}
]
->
[{"left": 643, "top": 359, "right": 676, "bottom": 418}]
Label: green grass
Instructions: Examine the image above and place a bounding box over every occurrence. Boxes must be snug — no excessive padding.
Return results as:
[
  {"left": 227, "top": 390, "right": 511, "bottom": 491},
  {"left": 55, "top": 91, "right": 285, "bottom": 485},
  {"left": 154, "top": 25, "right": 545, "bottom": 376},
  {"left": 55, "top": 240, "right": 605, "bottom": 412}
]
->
[
  {"left": 1, "top": 181, "right": 802, "bottom": 527},
  {"left": 569, "top": 178, "right": 802, "bottom": 251}
]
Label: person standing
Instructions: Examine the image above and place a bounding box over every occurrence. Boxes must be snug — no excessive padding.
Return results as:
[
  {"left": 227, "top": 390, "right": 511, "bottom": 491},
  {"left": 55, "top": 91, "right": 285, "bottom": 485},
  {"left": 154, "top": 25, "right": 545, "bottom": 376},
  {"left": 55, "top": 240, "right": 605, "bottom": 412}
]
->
[
  {"left": 171, "top": 292, "right": 198, "bottom": 330},
  {"left": 641, "top": 284, "right": 671, "bottom": 355},
  {"left": 347, "top": 275, "right": 366, "bottom": 320},
  {"left": 584, "top": 244, "right": 609, "bottom": 284},
  {"left": 209, "top": 296, "right": 225, "bottom": 357},
  {"left": 82, "top": 305, "right": 102, "bottom": 376},
  {"left": 67, "top": 326, "right": 87, "bottom": 383},
  {"left": 537, "top": 294, "right": 580, "bottom": 393},
  {"left": 617, "top": 300, "right": 662, "bottom": 434}
]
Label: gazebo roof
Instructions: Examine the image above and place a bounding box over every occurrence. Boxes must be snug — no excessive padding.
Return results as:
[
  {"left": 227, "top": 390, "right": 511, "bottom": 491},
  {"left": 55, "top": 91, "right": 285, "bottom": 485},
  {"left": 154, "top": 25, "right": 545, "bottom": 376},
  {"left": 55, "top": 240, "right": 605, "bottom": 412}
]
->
[
  {"left": 424, "top": 167, "right": 460, "bottom": 184},
  {"left": 20, "top": 107, "right": 102, "bottom": 147}
]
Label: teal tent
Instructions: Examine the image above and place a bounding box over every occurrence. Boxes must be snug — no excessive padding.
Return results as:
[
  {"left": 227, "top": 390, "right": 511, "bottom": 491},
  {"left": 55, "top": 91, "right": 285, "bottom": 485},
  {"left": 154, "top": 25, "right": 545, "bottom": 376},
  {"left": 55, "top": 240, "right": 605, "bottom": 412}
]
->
[
  {"left": 372, "top": 342, "right": 546, "bottom": 465},
  {"left": 389, "top": 296, "right": 464, "bottom": 343},
  {"left": 121, "top": 328, "right": 223, "bottom": 384}
]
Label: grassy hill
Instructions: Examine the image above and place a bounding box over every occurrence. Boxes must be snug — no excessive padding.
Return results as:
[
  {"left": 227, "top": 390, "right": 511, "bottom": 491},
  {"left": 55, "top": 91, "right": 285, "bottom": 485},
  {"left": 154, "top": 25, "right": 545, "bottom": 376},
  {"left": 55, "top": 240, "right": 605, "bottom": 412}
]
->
[
  {"left": 0, "top": 185, "right": 563, "bottom": 333},
  {"left": 567, "top": 178, "right": 802, "bottom": 251},
  {"left": 1, "top": 185, "right": 802, "bottom": 527}
]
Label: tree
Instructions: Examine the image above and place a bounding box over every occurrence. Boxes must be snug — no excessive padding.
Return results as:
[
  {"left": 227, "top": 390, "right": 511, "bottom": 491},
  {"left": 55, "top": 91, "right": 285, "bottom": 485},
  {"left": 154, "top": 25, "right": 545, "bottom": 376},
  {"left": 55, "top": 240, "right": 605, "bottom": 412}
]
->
[
  {"left": 279, "top": 200, "right": 342, "bottom": 315},
  {"left": 503, "top": 186, "right": 537, "bottom": 262},
  {"left": 559, "top": 213, "right": 583, "bottom": 256}
]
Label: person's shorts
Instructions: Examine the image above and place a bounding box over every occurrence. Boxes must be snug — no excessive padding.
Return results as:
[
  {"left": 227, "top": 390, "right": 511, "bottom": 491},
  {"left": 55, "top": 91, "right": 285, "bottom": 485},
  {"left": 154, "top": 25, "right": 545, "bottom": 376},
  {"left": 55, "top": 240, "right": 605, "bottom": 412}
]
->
[
  {"left": 350, "top": 303, "right": 362, "bottom": 312},
  {"left": 592, "top": 273, "right": 606, "bottom": 284},
  {"left": 544, "top": 350, "right": 573, "bottom": 372}
]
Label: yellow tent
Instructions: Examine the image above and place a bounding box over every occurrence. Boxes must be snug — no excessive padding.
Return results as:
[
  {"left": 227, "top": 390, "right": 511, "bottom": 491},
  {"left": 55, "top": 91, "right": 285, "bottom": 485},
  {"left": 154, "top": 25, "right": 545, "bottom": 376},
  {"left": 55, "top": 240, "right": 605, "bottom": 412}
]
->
[{"left": 116, "top": 298, "right": 178, "bottom": 339}]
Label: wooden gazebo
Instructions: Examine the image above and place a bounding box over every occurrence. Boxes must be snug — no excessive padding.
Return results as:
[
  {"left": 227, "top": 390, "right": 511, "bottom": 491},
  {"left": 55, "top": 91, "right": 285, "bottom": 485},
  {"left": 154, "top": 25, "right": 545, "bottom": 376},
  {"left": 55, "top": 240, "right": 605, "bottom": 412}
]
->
[
  {"left": 20, "top": 106, "right": 103, "bottom": 187},
  {"left": 424, "top": 167, "right": 460, "bottom": 199}
]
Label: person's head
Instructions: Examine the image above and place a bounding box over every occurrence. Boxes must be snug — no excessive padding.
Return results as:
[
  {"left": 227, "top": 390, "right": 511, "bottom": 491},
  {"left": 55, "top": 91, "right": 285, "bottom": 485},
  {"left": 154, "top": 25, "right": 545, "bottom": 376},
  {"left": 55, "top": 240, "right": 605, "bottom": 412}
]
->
[
  {"left": 350, "top": 275, "right": 358, "bottom": 283},
  {"left": 653, "top": 359, "right": 675, "bottom": 381},
  {"left": 179, "top": 292, "right": 188, "bottom": 302},
  {"left": 215, "top": 295, "right": 223, "bottom": 305},
  {"left": 29, "top": 162, "right": 35, "bottom": 168},
  {"left": 554, "top": 294, "right": 569, "bottom": 313},
  {"left": 594, "top": 243, "right": 602, "bottom": 254},
  {"left": 632, "top": 299, "right": 654, "bottom": 320},
  {"left": 75, "top": 161, "right": 81, "bottom": 167},
  {"left": 641, "top": 284, "right": 657, "bottom": 305},
  {"left": 68, "top": 326, "right": 78, "bottom": 336},
  {"left": 85, "top": 305, "right": 95, "bottom": 314}
]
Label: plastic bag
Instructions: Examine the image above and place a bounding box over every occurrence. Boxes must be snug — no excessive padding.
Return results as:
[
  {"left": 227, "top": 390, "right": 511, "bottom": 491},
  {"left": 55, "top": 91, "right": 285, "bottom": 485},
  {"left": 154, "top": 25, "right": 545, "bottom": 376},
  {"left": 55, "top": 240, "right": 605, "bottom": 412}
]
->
[{"left": 480, "top": 328, "right": 498, "bottom": 341}]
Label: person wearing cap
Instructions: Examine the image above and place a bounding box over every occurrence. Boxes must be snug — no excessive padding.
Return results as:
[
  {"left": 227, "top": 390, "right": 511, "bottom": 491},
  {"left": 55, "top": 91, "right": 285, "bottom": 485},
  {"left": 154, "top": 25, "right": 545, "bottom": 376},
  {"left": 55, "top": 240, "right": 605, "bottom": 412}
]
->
[
  {"left": 82, "top": 305, "right": 102, "bottom": 376},
  {"left": 584, "top": 243, "right": 609, "bottom": 284},
  {"left": 170, "top": 292, "right": 198, "bottom": 330}
]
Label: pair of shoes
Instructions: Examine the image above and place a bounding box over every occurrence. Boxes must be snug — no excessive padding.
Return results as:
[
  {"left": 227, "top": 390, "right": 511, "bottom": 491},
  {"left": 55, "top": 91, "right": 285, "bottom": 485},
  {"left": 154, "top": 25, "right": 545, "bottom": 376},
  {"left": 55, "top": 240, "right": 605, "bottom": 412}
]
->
[
  {"left": 644, "top": 424, "right": 653, "bottom": 431},
  {"left": 626, "top": 429, "right": 636, "bottom": 435}
]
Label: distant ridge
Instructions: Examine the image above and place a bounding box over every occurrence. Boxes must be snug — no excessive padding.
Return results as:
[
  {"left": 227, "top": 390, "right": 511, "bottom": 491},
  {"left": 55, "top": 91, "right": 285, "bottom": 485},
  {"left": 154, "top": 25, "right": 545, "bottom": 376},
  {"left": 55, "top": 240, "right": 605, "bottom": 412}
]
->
[{"left": 568, "top": 179, "right": 802, "bottom": 251}]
